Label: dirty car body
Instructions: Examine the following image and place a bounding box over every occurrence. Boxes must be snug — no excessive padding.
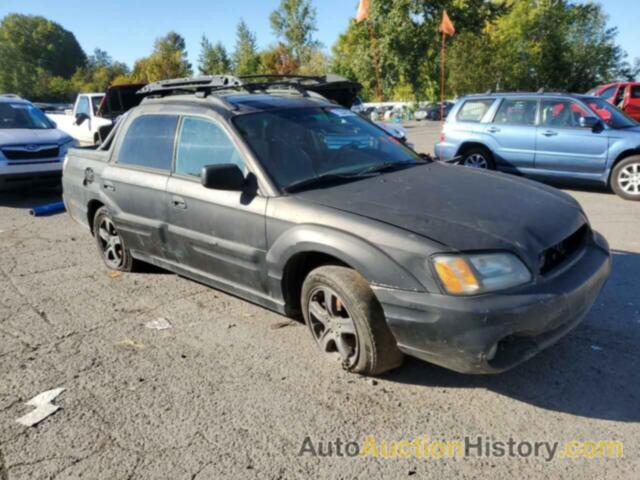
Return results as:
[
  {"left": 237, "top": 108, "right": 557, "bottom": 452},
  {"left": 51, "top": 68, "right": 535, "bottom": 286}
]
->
[{"left": 62, "top": 76, "right": 611, "bottom": 375}]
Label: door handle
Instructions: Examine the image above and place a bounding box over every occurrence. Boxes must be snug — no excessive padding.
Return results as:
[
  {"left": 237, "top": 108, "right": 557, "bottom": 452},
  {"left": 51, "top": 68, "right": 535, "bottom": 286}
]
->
[
  {"left": 102, "top": 181, "right": 115, "bottom": 192},
  {"left": 172, "top": 196, "right": 187, "bottom": 209},
  {"left": 542, "top": 130, "right": 558, "bottom": 137},
  {"left": 487, "top": 127, "right": 501, "bottom": 133}
]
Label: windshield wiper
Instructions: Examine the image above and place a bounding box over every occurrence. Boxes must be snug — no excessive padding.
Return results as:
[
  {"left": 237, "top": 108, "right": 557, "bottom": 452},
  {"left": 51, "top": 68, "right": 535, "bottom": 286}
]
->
[
  {"left": 352, "top": 161, "right": 423, "bottom": 177},
  {"left": 283, "top": 173, "right": 359, "bottom": 193}
]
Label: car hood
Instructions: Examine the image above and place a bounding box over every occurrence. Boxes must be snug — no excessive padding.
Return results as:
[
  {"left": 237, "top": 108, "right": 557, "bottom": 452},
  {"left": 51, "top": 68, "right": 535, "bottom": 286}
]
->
[
  {"left": 294, "top": 163, "right": 586, "bottom": 271},
  {"left": 0, "top": 128, "right": 71, "bottom": 146}
]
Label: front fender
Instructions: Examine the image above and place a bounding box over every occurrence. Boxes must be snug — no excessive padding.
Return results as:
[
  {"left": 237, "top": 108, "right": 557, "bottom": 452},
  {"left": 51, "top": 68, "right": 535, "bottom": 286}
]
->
[{"left": 266, "top": 224, "right": 425, "bottom": 295}]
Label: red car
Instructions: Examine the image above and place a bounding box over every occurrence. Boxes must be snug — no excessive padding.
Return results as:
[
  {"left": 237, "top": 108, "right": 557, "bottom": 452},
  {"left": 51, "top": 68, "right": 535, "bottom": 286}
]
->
[{"left": 587, "top": 82, "right": 640, "bottom": 121}]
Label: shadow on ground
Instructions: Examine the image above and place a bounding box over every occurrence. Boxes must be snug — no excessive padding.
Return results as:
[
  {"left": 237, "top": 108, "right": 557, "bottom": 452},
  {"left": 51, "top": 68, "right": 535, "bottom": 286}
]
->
[
  {"left": 383, "top": 250, "right": 640, "bottom": 423},
  {"left": 0, "top": 185, "right": 63, "bottom": 210}
]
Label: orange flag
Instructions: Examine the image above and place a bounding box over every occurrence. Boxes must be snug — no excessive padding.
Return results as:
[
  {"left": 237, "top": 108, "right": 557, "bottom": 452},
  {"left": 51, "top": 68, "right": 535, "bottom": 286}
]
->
[
  {"left": 356, "top": 0, "right": 370, "bottom": 23},
  {"left": 440, "top": 10, "right": 455, "bottom": 36}
]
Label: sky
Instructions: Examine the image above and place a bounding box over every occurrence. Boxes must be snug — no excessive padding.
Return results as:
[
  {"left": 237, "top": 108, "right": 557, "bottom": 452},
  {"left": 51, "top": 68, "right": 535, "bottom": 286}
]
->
[{"left": 1, "top": 0, "right": 638, "bottom": 70}]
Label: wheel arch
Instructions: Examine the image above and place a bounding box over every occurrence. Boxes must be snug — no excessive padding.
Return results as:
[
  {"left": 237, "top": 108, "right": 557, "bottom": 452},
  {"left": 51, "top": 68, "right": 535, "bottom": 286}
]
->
[
  {"left": 456, "top": 141, "right": 493, "bottom": 158},
  {"left": 87, "top": 199, "right": 105, "bottom": 235},
  {"left": 267, "top": 225, "right": 424, "bottom": 316}
]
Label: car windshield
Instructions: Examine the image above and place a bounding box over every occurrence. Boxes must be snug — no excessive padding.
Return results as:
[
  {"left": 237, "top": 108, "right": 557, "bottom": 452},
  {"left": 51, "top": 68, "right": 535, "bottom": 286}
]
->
[
  {"left": 584, "top": 97, "right": 638, "bottom": 129},
  {"left": 233, "top": 107, "right": 422, "bottom": 191},
  {"left": 0, "top": 102, "right": 54, "bottom": 129}
]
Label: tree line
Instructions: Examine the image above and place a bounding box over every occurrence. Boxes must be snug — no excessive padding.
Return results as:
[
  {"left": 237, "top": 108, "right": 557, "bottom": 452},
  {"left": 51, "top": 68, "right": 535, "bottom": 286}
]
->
[{"left": 0, "top": 0, "right": 638, "bottom": 103}]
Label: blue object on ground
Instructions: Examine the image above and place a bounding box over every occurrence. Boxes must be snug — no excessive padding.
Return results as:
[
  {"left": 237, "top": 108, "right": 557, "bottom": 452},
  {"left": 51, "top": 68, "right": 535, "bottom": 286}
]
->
[{"left": 29, "top": 202, "right": 66, "bottom": 217}]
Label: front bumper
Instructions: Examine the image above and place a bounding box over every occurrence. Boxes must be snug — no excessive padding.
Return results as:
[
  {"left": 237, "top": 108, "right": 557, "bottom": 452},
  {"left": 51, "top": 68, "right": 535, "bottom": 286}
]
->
[{"left": 372, "top": 232, "right": 611, "bottom": 374}]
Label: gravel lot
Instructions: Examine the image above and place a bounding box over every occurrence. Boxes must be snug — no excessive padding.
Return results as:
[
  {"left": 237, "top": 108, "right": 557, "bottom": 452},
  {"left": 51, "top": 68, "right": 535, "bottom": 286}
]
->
[{"left": 1, "top": 123, "right": 638, "bottom": 479}]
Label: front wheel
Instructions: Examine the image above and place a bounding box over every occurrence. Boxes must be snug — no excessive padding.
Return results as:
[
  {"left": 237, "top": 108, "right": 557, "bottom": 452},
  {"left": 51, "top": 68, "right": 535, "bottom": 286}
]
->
[
  {"left": 93, "top": 207, "right": 135, "bottom": 271},
  {"left": 611, "top": 156, "right": 640, "bottom": 201},
  {"left": 461, "top": 147, "right": 495, "bottom": 170},
  {"left": 301, "top": 266, "right": 403, "bottom": 376}
]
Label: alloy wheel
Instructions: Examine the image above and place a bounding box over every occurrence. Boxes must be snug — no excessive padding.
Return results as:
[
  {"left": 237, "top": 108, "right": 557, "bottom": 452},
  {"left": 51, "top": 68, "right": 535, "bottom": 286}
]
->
[
  {"left": 307, "top": 287, "right": 359, "bottom": 369},
  {"left": 618, "top": 162, "right": 640, "bottom": 195},
  {"left": 464, "top": 153, "right": 489, "bottom": 169},
  {"left": 97, "top": 217, "right": 124, "bottom": 269}
]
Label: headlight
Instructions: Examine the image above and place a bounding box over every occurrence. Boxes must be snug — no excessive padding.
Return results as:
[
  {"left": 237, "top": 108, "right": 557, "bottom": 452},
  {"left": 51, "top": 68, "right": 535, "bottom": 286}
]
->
[{"left": 432, "top": 253, "right": 531, "bottom": 295}]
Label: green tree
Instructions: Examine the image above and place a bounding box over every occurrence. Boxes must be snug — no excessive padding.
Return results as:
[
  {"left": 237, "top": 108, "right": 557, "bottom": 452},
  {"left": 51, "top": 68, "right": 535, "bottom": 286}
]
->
[
  {"left": 331, "top": 0, "right": 502, "bottom": 101},
  {"left": 233, "top": 20, "right": 261, "bottom": 75},
  {"left": 447, "top": 0, "right": 629, "bottom": 94},
  {"left": 71, "top": 48, "right": 130, "bottom": 93},
  {"left": 0, "top": 14, "right": 86, "bottom": 99},
  {"left": 269, "top": 0, "right": 319, "bottom": 66},
  {"left": 131, "top": 31, "right": 192, "bottom": 82},
  {"left": 198, "top": 36, "right": 231, "bottom": 75}
]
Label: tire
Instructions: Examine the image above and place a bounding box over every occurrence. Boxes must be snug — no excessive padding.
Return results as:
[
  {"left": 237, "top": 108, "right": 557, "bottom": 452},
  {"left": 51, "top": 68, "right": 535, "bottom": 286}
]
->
[
  {"left": 611, "top": 155, "right": 640, "bottom": 201},
  {"left": 301, "top": 266, "right": 403, "bottom": 376},
  {"left": 461, "top": 147, "right": 495, "bottom": 170},
  {"left": 92, "top": 207, "right": 135, "bottom": 272}
]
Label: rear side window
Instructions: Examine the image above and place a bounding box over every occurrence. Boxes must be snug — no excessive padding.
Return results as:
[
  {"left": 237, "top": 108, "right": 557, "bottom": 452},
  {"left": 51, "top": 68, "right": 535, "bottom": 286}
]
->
[
  {"left": 631, "top": 86, "right": 640, "bottom": 99},
  {"left": 175, "top": 116, "right": 244, "bottom": 177},
  {"left": 456, "top": 99, "right": 494, "bottom": 122},
  {"left": 493, "top": 99, "right": 537, "bottom": 125},
  {"left": 117, "top": 115, "right": 178, "bottom": 171}
]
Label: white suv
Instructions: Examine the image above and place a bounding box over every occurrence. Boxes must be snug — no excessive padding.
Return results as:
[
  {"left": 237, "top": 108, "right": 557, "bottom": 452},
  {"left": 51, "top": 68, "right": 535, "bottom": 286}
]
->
[{"left": 0, "top": 95, "right": 76, "bottom": 190}]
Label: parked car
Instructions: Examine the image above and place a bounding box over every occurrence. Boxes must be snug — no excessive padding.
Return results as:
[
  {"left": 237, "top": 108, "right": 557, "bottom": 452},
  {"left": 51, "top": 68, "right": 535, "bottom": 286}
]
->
[
  {"left": 587, "top": 82, "right": 640, "bottom": 121},
  {"left": 47, "top": 84, "right": 145, "bottom": 146},
  {"left": 426, "top": 102, "right": 455, "bottom": 120},
  {"left": 0, "top": 95, "right": 76, "bottom": 190},
  {"left": 63, "top": 76, "right": 611, "bottom": 376},
  {"left": 435, "top": 92, "right": 640, "bottom": 200}
]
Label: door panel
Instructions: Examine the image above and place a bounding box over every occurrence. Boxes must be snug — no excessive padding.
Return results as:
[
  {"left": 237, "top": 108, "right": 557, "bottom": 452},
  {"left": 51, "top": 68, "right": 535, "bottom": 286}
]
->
[
  {"left": 101, "top": 166, "right": 169, "bottom": 259},
  {"left": 535, "top": 100, "right": 609, "bottom": 175},
  {"left": 102, "top": 113, "right": 179, "bottom": 260},
  {"left": 485, "top": 98, "right": 538, "bottom": 170},
  {"left": 165, "top": 115, "right": 268, "bottom": 293}
]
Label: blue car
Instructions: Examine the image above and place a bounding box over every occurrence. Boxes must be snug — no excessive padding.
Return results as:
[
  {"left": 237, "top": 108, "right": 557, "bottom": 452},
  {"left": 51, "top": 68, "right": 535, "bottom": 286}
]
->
[{"left": 435, "top": 92, "right": 640, "bottom": 200}]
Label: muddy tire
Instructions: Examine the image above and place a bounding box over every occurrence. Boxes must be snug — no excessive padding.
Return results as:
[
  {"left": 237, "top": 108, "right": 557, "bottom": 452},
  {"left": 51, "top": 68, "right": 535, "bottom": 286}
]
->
[{"left": 301, "top": 266, "right": 403, "bottom": 376}]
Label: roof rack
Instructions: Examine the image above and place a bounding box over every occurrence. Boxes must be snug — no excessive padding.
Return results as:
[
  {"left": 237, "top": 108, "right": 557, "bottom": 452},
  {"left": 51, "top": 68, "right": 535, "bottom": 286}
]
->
[{"left": 137, "top": 73, "right": 362, "bottom": 109}]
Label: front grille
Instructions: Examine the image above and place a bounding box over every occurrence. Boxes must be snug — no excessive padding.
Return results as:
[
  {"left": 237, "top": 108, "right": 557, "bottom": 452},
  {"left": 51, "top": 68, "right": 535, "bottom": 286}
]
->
[
  {"left": 539, "top": 224, "right": 590, "bottom": 275},
  {"left": 2, "top": 147, "right": 59, "bottom": 160}
]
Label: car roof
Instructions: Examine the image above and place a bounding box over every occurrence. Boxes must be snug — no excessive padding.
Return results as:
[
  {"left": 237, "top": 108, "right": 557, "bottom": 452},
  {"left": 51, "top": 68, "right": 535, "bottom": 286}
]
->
[
  {"left": 141, "top": 92, "right": 337, "bottom": 116},
  {"left": 460, "top": 92, "right": 598, "bottom": 101},
  {"left": 0, "top": 95, "right": 30, "bottom": 104}
]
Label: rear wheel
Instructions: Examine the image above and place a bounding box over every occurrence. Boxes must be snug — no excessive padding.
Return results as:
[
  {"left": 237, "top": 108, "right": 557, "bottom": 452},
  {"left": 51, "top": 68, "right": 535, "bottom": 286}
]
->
[
  {"left": 611, "top": 156, "right": 640, "bottom": 201},
  {"left": 93, "top": 207, "right": 135, "bottom": 271},
  {"left": 301, "top": 266, "right": 403, "bottom": 376},
  {"left": 461, "top": 147, "right": 495, "bottom": 170}
]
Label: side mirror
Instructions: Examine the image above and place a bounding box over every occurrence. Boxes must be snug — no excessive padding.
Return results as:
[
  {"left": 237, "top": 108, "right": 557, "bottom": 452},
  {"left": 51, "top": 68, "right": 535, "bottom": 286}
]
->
[
  {"left": 579, "top": 116, "right": 600, "bottom": 130},
  {"left": 201, "top": 164, "right": 245, "bottom": 191},
  {"left": 75, "top": 113, "right": 90, "bottom": 126}
]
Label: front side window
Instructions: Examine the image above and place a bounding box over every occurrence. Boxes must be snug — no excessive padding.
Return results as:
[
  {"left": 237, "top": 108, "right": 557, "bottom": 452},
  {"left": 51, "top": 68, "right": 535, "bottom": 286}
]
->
[
  {"left": 456, "top": 99, "right": 494, "bottom": 122},
  {"left": 630, "top": 86, "right": 640, "bottom": 99},
  {"left": 91, "top": 95, "right": 104, "bottom": 115},
  {"left": 540, "top": 100, "right": 590, "bottom": 128},
  {"left": 493, "top": 99, "right": 537, "bottom": 125},
  {"left": 117, "top": 115, "right": 178, "bottom": 171},
  {"left": 583, "top": 98, "right": 638, "bottom": 129},
  {"left": 175, "top": 116, "right": 244, "bottom": 177},
  {"left": 234, "top": 107, "right": 422, "bottom": 190},
  {"left": 0, "top": 103, "right": 54, "bottom": 129}
]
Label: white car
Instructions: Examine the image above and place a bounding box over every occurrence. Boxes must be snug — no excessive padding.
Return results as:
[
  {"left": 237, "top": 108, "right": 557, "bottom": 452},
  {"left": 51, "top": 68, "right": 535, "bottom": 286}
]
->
[
  {"left": 46, "top": 84, "right": 145, "bottom": 146},
  {"left": 0, "top": 95, "right": 76, "bottom": 190}
]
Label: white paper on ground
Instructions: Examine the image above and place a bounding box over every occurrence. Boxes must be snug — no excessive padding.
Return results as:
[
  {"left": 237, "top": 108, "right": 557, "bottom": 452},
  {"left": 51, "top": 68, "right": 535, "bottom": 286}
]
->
[{"left": 16, "top": 387, "right": 65, "bottom": 427}]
